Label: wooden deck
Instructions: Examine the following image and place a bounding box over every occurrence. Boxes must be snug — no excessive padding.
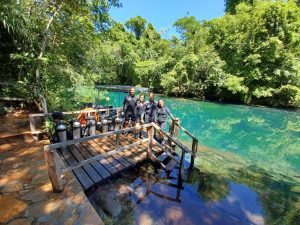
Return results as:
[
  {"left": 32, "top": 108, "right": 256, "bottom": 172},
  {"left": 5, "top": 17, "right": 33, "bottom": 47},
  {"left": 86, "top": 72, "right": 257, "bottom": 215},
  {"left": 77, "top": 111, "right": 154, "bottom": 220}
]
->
[
  {"left": 44, "top": 122, "right": 198, "bottom": 193},
  {"left": 57, "top": 134, "right": 162, "bottom": 191}
]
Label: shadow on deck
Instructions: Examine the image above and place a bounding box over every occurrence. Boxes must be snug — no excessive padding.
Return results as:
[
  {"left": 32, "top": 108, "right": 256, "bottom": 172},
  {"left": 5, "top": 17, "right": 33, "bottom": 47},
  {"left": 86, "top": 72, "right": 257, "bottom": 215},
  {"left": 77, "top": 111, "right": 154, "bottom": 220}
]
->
[
  {"left": 57, "top": 134, "right": 162, "bottom": 191},
  {"left": 44, "top": 122, "right": 198, "bottom": 193}
]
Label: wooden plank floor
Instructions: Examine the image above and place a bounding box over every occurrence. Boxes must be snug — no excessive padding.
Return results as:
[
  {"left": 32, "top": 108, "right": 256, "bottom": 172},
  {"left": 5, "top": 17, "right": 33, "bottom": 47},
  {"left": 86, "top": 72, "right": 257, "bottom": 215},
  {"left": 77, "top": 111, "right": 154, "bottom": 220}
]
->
[{"left": 57, "top": 134, "right": 162, "bottom": 191}]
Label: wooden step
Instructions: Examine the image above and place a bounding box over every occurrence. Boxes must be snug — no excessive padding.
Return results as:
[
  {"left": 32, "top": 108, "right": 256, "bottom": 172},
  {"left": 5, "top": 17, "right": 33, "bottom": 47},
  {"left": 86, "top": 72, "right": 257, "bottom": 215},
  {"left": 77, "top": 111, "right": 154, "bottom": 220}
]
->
[
  {"left": 0, "top": 120, "right": 29, "bottom": 132},
  {"left": 157, "top": 152, "right": 168, "bottom": 162},
  {"left": 165, "top": 156, "right": 180, "bottom": 171}
]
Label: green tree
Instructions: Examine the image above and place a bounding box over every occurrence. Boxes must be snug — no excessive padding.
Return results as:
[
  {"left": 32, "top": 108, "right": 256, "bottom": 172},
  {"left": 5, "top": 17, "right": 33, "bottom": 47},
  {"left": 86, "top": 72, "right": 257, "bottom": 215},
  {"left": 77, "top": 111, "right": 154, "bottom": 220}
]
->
[
  {"left": 209, "top": 0, "right": 300, "bottom": 107},
  {"left": 174, "top": 16, "right": 201, "bottom": 40},
  {"left": 224, "top": 0, "right": 254, "bottom": 13},
  {"left": 125, "top": 16, "right": 147, "bottom": 40}
]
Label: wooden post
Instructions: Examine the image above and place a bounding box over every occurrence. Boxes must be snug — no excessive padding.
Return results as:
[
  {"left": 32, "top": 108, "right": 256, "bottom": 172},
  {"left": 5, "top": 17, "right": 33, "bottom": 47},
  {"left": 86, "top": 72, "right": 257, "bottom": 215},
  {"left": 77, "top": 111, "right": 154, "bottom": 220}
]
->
[
  {"left": 178, "top": 149, "right": 185, "bottom": 188},
  {"left": 29, "top": 115, "right": 37, "bottom": 134},
  {"left": 189, "top": 138, "right": 198, "bottom": 170},
  {"left": 44, "top": 149, "right": 64, "bottom": 192},
  {"left": 147, "top": 125, "right": 154, "bottom": 160},
  {"left": 146, "top": 170, "right": 151, "bottom": 193},
  {"left": 116, "top": 133, "right": 120, "bottom": 150},
  {"left": 173, "top": 118, "right": 180, "bottom": 138},
  {"left": 168, "top": 120, "right": 175, "bottom": 148}
]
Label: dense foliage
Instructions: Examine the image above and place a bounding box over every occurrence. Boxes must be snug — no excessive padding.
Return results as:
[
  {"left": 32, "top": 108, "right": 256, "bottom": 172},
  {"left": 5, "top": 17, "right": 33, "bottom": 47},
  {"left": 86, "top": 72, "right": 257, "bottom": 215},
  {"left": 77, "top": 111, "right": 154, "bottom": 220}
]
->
[
  {"left": 0, "top": 0, "right": 120, "bottom": 110},
  {"left": 1, "top": 0, "right": 300, "bottom": 109}
]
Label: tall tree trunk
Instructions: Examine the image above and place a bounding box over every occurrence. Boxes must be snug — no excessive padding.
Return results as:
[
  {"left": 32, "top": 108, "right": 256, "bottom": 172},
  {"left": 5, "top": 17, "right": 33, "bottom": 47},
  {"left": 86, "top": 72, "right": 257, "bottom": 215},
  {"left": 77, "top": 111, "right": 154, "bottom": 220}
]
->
[{"left": 35, "top": 3, "right": 62, "bottom": 90}]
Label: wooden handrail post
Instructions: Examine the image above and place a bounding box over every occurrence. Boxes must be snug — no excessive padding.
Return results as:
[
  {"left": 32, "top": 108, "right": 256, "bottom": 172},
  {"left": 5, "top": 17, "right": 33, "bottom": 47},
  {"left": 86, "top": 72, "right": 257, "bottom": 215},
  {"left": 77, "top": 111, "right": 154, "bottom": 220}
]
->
[
  {"left": 147, "top": 125, "right": 154, "bottom": 160},
  {"left": 173, "top": 118, "right": 180, "bottom": 138},
  {"left": 116, "top": 133, "right": 120, "bottom": 150},
  {"left": 44, "top": 149, "right": 64, "bottom": 192},
  {"left": 178, "top": 148, "right": 185, "bottom": 188},
  {"left": 168, "top": 120, "right": 175, "bottom": 148},
  {"left": 189, "top": 138, "right": 198, "bottom": 170}
]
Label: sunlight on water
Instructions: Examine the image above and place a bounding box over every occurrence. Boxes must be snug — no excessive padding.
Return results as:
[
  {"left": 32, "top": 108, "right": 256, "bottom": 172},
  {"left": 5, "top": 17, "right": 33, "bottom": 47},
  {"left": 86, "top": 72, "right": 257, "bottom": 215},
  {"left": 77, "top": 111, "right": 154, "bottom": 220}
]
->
[
  {"left": 92, "top": 90, "right": 300, "bottom": 225},
  {"left": 99, "top": 91, "right": 300, "bottom": 174}
]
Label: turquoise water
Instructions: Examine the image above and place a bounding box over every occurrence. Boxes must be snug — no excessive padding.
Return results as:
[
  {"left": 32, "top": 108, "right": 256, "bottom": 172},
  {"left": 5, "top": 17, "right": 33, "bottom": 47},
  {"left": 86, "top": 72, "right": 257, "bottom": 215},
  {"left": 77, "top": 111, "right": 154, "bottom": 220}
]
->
[
  {"left": 99, "top": 91, "right": 300, "bottom": 175},
  {"left": 93, "top": 91, "right": 300, "bottom": 224}
]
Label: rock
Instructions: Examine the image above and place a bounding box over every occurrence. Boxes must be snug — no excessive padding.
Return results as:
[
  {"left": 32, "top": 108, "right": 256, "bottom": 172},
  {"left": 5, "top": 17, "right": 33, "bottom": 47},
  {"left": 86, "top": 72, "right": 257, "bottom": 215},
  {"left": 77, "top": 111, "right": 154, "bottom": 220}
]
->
[
  {"left": 62, "top": 210, "right": 79, "bottom": 225},
  {"left": 117, "top": 184, "right": 133, "bottom": 196},
  {"left": 0, "top": 195, "right": 28, "bottom": 224},
  {"left": 12, "top": 163, "right": 21, "bottom": 169},
  {"left": 37, "top": 215, "right": 52, "bottom": 225},
  {"left": 25, "top": 198, "right": 61, "bottom": 218},
  {"left": 7, "top": 218, "right": 33, "bottom": 225},
  {"left": 20, "top": 183, "right": 52, "bottom": 202},
  {"left": 95, "top": 190, "right": 122, "bottom": 217},
  {"left": 80, "top": 203, "right": 104, "bottom": 225},
  {"left": 138, "top": 212, "right": 153, "bottom": 225}
]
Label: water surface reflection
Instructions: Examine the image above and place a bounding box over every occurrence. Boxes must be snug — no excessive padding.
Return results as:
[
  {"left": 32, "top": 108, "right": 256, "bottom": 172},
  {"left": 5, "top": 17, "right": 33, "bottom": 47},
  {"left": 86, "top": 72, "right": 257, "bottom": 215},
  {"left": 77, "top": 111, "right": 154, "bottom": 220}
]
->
[{"left": 87, "top": 157, "right": 299, "bottom": 225}]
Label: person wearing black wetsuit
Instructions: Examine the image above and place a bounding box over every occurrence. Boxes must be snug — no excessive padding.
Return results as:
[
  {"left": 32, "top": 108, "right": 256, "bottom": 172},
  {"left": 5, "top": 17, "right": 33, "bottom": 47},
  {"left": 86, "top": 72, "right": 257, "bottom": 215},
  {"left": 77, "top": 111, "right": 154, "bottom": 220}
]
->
[
  {"left": 135, "top": 94, "right": 145, "bottom": 124},
  {"left": 144, "top": 92, "right": 157, "bottom": 124},
  {"left": 135, "top": 93, "right": 146, "bottom": 138},
  {"left": 156, "top": 99, "right": 175, "bottom": 143},
  {"left": 123, "top": 87, "right": 137, "bottom": 127}
]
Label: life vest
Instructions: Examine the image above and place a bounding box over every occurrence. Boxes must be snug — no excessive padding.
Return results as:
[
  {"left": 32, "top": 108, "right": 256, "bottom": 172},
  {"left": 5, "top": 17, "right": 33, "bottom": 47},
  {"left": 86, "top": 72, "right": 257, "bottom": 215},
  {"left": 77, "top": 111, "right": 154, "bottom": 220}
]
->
[{"left": 77, "top": 108, "right": 100, "bottom": 125}]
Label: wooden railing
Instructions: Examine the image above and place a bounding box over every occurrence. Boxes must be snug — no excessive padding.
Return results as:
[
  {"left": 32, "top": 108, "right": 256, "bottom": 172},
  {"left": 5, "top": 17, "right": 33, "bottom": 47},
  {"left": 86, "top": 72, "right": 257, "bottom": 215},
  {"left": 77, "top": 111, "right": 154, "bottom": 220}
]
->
[
  {"left": 168, "top": 118, "right": 199, "bottom": 170},
  {"left": 29, "top": 107, "right": 123, "bottom": 139},
  {"left": 44, "top": 122, "right": 197, "bottom": 193}
]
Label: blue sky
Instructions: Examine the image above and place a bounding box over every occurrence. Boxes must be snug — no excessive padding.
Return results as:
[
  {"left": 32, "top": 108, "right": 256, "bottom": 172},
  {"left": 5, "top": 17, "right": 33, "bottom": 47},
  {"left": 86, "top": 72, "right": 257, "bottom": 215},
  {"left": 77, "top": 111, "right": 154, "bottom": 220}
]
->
[{"left": 109, "top": 0, "right": 225, "bottom": 38}]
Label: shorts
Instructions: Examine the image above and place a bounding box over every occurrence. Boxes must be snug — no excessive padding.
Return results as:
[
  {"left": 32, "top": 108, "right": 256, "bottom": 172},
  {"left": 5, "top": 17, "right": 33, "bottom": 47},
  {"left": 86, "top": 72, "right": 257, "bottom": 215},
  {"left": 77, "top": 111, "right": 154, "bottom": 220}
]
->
[
  {"left": 125, "top": 111, "right": 136, "bottom": 122},
  {"left": 145, "top": 115, "right": 155, "bottom": 124},
  {"left": 157, "top": 120, "right": 167, "bottom": 130}
]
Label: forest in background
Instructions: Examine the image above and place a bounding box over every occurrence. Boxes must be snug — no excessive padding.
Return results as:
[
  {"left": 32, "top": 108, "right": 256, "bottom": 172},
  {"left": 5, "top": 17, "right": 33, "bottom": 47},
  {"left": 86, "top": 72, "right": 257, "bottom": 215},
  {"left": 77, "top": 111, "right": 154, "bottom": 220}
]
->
[{"left": 0, "top": 0, "right": 300, "bottom": 111}]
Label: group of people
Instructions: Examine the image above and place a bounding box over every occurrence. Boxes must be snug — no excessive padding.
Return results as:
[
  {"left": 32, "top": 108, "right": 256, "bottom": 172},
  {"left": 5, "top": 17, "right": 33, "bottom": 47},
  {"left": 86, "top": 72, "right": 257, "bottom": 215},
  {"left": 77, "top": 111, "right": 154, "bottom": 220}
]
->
[{"left": 123, "top": 87, "right": 175, "bottom": 141}]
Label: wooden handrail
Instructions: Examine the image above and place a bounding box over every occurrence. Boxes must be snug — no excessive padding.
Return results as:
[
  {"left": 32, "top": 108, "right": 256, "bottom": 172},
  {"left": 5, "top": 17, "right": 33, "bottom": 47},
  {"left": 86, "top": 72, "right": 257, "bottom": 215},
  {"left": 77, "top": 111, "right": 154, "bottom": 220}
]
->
[
  {"left": 172, "top": 120, "right": 198, "bottom": 142},
  {"left": 44, "top": 123, "right": 153, "bottom": 151},
  {"left": 30, "top": 107, "right": 123, "bottom": 118},
  {"left": 151, "top": 123, "right": 192, "bottom": 154}
]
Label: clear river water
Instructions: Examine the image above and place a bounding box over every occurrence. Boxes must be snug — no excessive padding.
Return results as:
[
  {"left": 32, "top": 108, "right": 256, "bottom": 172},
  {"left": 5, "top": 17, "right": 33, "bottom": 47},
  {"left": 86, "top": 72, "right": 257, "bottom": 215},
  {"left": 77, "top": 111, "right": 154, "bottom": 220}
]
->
[{"left": 89, "top": 91, "right": 300, "bottom": 225}]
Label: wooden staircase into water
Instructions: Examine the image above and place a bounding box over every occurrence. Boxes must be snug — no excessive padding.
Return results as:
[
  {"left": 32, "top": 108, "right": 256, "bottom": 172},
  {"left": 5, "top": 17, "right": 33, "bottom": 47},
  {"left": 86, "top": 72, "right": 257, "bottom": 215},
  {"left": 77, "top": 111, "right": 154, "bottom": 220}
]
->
[{"left": 44, "top": 121, "right": 198, "bottom": 192}]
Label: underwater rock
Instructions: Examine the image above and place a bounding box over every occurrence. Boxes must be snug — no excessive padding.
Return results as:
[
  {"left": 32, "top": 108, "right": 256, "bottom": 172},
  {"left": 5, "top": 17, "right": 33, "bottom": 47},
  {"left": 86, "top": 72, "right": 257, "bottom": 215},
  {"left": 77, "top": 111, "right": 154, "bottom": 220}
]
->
[
  {"left": 117, "top": 184, "right": 133, "bottom": 196},
  {"left": 95, "top": 189, "right": 122, "bottom": 217}
]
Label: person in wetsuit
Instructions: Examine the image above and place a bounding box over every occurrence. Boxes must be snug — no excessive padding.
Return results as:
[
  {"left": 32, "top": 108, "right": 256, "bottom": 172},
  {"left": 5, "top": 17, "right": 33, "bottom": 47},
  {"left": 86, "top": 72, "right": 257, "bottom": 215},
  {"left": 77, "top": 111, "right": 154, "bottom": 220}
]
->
[
  {"left": 135, "top": 93, "right": 145, "bottom": 124},
  {"left": 135, "top": 93, "right": 146, "bottom": 138},
  {"left": 123, "top": 87, "right": 137, "bottom": 127},
  {"left": 144, "top": 92, "right": 157, "bottom": 124},
  {"left": 156, "top": 99, "right": 175, "bottom": 143}
]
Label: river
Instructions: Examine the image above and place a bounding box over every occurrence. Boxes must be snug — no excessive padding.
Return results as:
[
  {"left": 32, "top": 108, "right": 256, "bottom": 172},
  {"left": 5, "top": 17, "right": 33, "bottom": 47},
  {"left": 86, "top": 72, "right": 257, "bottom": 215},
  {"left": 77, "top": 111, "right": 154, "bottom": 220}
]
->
[{"left": 90, "top": 91, "right": 300, "bottom": 225}]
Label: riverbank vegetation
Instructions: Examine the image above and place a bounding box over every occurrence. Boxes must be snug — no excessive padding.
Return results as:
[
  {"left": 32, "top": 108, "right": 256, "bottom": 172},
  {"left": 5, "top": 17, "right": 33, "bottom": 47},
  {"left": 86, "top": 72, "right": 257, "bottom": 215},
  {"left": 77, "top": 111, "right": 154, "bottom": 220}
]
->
[{"left": 1, "top": 0, "right": 300, "bottom": 110}]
